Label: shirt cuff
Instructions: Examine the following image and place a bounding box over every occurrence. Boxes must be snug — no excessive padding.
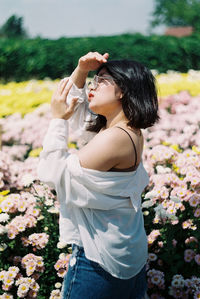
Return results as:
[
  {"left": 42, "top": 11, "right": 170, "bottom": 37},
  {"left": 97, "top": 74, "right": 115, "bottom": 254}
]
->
[
  {"left": 42, "top": 118, "right": 69, "bottom": 152},
  {"left": 67, "top": 82, "right": 88, "bottom": 105}
]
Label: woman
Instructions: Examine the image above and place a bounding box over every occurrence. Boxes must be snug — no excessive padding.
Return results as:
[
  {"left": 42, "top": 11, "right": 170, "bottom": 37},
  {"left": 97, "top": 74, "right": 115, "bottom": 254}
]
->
[{"left": 37, "top": 52, "right": 159, "bottom": 299}]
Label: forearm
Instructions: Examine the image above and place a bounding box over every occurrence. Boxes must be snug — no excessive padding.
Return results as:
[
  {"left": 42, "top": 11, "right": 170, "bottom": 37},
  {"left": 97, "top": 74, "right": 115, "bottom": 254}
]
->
[
  {"left": 70, "top": 52, "right": 109, "bottom": 88},
  {"left": 70, "top": 66, "right": 88, "bottom": 89}
]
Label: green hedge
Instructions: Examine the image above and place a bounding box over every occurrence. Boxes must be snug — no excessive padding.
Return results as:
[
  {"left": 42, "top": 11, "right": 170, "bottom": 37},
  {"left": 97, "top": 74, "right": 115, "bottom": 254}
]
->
[{"left": 0, "top": 33, "right": 200, "bottom": 82}]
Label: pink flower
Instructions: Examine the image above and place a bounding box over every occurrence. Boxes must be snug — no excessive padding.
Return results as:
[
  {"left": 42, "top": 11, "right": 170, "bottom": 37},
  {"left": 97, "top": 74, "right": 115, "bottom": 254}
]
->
[
  {"left": 148, "top": 230, "right": 161, "bottom": 246},
  {"left": 21, "top": 254, "right": 44, "bottom": 277},
  {"left": 194, "top": 208, "right": 200, "bottom": 218},
  {"left": 184, "top": 249, "right": 195, "bottom": 262},
  {"left": 147, "top": 268, "right": 165, "bottom": 289},
  {"left": 194, "top": 289, "right": 200, "bottom": 299},
  {"left": 194, "top": 254, "right": 200, "bottom": 265},
  {"left": 182, "top": 219, "right": 194, "bottom": 229},
  {"left": 189, "top": 195, "right": 200, "bottom": 207},
  {"left": 148, "top": 253, "right": 157, "bottom": 262},
  {"left": 28, "top": 233, "right": 49, "bottom": 249},
  {"left": 185, "top": 236, "right": 198, "bottom": 244}
]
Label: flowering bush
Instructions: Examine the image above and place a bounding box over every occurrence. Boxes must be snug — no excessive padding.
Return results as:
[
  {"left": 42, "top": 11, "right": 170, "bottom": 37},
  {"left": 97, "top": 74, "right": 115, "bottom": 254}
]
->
[
  {"left": 142, "top": 91, "right": 200, "bottom": 298},
  {"left": 0, "top": 183, "right": 71, "bottom": 298},
  {"left": 0, "top": 74, "right": 200, "bottom": 298}
]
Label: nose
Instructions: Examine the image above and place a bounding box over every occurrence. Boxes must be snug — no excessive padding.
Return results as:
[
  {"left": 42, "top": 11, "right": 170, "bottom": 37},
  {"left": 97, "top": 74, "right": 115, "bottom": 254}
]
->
[{"left": 88, "top": 81, "right": 97, "bottom": 91}]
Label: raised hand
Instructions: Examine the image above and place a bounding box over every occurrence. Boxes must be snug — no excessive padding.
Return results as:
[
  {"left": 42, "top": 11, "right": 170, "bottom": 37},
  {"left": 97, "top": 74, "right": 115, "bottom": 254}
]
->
[
  {"left": 51, "top": 78, "right": 78, "bottom": 120},
  {"left": 78, "top": 52, "right": 109, "bottom": 72}
]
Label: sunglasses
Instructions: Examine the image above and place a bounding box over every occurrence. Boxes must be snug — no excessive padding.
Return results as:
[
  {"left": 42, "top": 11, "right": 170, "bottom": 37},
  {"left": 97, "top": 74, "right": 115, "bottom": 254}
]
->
[{"left": 87, "top": 75, "right": 114, "bottom": 89}]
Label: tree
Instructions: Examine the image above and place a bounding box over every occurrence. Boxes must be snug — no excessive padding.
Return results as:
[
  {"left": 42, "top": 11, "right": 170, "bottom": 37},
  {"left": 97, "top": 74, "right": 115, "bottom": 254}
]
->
[
  {"left": 0, "top": 15, "right": 28, "bottom": 38},
  {"left": 151, "top": 0, "right": 200, "bottom": 32}
]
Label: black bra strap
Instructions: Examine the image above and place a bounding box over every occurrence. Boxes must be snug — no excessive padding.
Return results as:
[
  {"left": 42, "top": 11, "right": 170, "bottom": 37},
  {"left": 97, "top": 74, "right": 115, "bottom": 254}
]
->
[{"left": 115, "top": 126, "right": 137, "bottom": 168}]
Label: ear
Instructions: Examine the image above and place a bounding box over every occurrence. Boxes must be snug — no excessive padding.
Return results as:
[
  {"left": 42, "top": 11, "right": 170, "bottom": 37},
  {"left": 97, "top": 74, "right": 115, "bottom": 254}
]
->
[
  {"left": 118, "top": 91, "right": 124, "bottom": 101},
  {"left": 116, "top": 86, "right": 123, "bottom": 100}
]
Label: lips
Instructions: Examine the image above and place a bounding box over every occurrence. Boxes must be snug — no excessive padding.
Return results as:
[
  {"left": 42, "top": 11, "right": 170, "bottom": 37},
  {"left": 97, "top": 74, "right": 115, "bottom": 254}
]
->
[{"left": 88, "top": 92, "right": 94, "bottom": 101}]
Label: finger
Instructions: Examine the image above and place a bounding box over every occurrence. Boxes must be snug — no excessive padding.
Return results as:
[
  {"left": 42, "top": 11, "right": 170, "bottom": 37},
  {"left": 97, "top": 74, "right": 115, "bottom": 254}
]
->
[
  {"left": 58, "top": 78, "right": 66, "bottom": 89},
  {"left": 93, "top": 52, "right": 107, "bottom": 63},
  {"left": 70, "top": 97, "right": 78, "bottom": 109},
  {"left": 62, "top": 78, "right": 73, "bottom": 98},
  {"left": 60, "top": 77, "right": 70, "bottom": 94},
  {"left": 103, "top": 53, "right": 109, "bottom": 60},
  {"left": 67, "top": 97, "right": 78, "bottom": 114},
  {"left": 54, "top": 78, "right": 67, "bottom": 98}
]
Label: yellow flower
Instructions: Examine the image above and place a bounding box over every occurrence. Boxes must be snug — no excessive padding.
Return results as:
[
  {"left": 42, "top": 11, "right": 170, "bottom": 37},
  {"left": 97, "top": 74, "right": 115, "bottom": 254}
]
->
[
  {"left": 29, "top": 147, "right": 43, "bottom": 157},
  {"left": 0, "top": 191, "right": 10, "bottom": 213},
  {"left": 162, "top": 141, "right": 171, "bottom": 146},
  {"left": 192, "top": 145, "right": 200, "bottom": 155},
  {"left": 1, "top": 72, "right": 200, "bottom": 117},
  {"left": 156, "top": 72, "right": 200, "bottom": 97},
  {"left": 0, "top": 190, "right": 10, "bottom": 196},
  {"left": 172, "top": 164, "right": 180, "bottom": 174},
  {"left": 170, "top": 144, "right": 182, "bottom": 153},
  {"left": 68, "top": 142, "right": 77, "bottom": 149}
]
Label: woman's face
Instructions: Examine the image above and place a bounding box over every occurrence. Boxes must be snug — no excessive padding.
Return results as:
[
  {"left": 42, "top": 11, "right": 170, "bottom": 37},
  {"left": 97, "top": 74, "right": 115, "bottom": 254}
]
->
[{"left": 87, "top": 68, "right": 123, "bottom": 116}]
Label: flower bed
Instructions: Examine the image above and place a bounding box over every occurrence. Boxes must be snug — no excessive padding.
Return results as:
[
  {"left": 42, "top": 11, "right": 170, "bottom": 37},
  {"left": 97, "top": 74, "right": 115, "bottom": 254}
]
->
[
  {"left": 0, "top": 74, "right": 200, "bottom": 298},
  {"left": 0, "top": 70, "right": 200, "bottom": 117}
]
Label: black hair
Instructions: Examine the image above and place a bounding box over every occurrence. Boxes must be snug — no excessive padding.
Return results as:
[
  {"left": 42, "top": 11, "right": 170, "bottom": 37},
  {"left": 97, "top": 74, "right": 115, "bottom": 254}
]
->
[{"left": 87, "top": 59, "right": 159, "bottom": 132}]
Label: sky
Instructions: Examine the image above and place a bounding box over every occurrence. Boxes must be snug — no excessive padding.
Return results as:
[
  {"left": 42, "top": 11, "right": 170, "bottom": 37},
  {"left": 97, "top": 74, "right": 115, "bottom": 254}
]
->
[{"left": 0, "top": 0, "right": 165, "bottom": 39}]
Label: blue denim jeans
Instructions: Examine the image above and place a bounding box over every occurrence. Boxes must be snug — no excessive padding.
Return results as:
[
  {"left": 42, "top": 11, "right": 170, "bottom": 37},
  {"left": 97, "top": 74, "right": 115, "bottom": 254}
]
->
[{"left": 62, "top": 244, "right": 147, "bottom": 299}]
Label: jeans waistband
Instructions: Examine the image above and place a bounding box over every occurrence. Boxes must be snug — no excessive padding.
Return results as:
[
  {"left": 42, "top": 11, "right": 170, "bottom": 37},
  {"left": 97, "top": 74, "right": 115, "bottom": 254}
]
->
[{"left": 72, "top": 243, "right": 84, "bottom": 253}]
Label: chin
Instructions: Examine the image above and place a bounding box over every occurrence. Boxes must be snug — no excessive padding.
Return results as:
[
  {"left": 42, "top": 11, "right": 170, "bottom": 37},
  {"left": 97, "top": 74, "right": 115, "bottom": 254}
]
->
[
  {"left": 88, "top": 102, "right": 107, "bottom": 116},
  {"left": 88, "top": 103, "right": 98, "bottom": 114}
]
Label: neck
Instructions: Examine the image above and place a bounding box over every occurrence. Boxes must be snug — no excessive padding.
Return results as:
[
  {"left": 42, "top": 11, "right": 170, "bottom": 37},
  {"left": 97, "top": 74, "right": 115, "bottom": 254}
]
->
[{"left": 105, "top": 110, "right": 128, "bottom": 129}]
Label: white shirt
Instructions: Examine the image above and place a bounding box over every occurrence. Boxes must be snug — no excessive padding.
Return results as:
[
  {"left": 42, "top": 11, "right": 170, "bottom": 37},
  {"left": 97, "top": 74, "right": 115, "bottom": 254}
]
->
[{"left": 37, "top": 84, "right": 149, "bottom": 279}]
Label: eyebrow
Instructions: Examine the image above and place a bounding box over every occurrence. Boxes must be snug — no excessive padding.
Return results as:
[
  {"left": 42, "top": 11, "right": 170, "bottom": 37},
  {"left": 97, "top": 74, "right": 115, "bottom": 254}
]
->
[{"left": 98, "top": 74, "right": 113, "bottom": 78}]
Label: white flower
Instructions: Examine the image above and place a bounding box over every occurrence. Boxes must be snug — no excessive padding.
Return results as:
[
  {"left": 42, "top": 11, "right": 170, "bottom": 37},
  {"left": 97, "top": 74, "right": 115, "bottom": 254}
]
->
[
  {"left": 142, "top": 199, "right": 154, "bottom": 208},
  {"left": 57, "top": 241, "right": 68, "bottom": 249},
  {"left": 171, "top": 278, "right": 185, "bottom": 288},
  {"left": 8, "top": 267, "right": 19, "bottom": 275},
  {"left": 0, "top": 294, "right": 13, "bottom": 299},
  {"left": 167, "top": 213, "right": 178, "bottom": 221},
  {"left": 0, "top": 225, "right": 8, "bottom": 235},
  {"left": 173, "top": 274, "right": 184, "bottom": 280},
  {"left": 55, "top": 282, "right": 62, "bottom": 288},
  {"left": 17, "top": 283, "right": 29, "bottom": 297},
  {"left": 151, "top": 275, "right": 162, "bottom": 285},
  {"left": 45, "top": 199, "right": 53, "bottom": 206},
  {"left": 47, "top": 207, "right": 59, "bottom": 214},
  {"left": 144, "top": 190, "right": 157, "bottom": 199},
  {"left": 156, "top": 165, "right": 171, "bottom": 174},
  {"left": 21, "top": 174, "right": 35, "bottom": 187},
  {"left": 31, "top": 282, "right": 39, "bottom": 291},
  {"left": 143, "top": 211, "right": 149, "bottom": 216},
  {"left": 0, "top": 213, "right": 9, "bottom": 223},
  {"left": 148, "top": 253, "right": 157, "bottom": 261},
  {"left": 59, "top": 253, "right": 66, "bottom": 259},
  {"left": 0, "top": 243, "right": 7, "bottom": 251},
  {"left": 50, "top": 289, "right": 61, "bottom": 299},
  {"left": 0, "top": 270, "right": 6, "bottom": 281},
  {"left": 170, "top": 196, "right": 181, "bottom": 203},
  {"left": 154, "top": 204, "right": 167, "bottom": 218}
]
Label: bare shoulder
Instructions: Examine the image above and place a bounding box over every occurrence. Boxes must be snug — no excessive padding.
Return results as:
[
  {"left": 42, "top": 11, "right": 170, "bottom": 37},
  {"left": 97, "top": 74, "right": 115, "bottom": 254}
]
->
[{"left": 77, "top": 127, "right": 129, "bottom": 171}]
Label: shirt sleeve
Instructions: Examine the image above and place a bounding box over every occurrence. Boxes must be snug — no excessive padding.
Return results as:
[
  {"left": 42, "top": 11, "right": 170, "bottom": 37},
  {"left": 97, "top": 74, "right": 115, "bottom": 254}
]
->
[
  {"left": 67, "top": 82, "right": 96, "bottom": 147},
  {"left": 37, "top": 118, "right": 70, "bottom": 189}
]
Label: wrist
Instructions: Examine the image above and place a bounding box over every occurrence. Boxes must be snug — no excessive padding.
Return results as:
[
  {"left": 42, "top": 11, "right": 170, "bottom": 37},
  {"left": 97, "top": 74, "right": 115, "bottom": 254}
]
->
[
  {"left": 76, "top": 65, "right": 89, "bottom": 75},
  {"left": 71, "top": 66, "right": 88, "bottom": 89}
]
